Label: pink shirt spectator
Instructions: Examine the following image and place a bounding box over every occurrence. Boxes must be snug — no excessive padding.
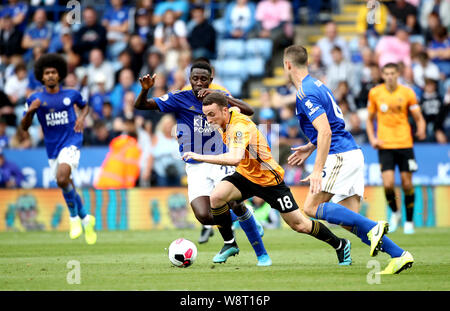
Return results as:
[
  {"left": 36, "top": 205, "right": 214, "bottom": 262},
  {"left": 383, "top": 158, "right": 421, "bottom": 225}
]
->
[
  {"left": 375, "top": 35, "right": 411, "bottom": 68},
  {"left": 255, "top": 0, "right": 292, "bottom": 31}
]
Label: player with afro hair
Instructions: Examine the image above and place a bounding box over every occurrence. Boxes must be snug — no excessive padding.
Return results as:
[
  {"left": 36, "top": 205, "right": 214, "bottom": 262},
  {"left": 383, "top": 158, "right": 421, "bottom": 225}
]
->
[{"left": 34, "top": 53, "right": 68, "bottom": 84}]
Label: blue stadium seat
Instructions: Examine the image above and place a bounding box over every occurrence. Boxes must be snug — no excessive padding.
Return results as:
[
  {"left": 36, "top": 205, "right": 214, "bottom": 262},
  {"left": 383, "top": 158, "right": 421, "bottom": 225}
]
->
[
  {"left": 220, "top": 77, "right": 244, "bottom": 98},
  {"left": 212, "top": 58, "right": 248, "bottom": 80},
  {"left": 212, "top": 18, "right": 226, "bottom": 39},
  {"left": 245, "top": 57, "right": 266, "bottom": 77},
  {"left": 216, "top": 39, "right": 246, "bottom": 59},
  {"left": 245, "top": 38, "right": 273, "bottom": 60}
]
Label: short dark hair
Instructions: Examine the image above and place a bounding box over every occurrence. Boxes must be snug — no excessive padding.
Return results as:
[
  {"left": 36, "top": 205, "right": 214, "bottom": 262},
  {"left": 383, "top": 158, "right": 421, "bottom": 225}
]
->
[
  {"left": 382, "top": 62, "right": 399, "bottom": 72},
  {"left": 34, "top": 53, "right": 68, "bottom": 83},
  {"left": 190, "top": 61, "right": 212, "bottom": 75},
  {"left": 284, "top": 45, "right": 308, "bottom": 67},
  {"left": 203, "top": 92, "right": 228, "bottom": 108}
]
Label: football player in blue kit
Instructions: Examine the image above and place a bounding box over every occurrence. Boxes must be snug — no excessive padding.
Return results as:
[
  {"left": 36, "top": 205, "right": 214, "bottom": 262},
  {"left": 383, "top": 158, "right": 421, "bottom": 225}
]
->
[
  {"left": 20, "top": 53, "right": 97, "bottom": 245},
  {"left": 135, "top": 61, "right": 270, "bottom": 266},
  {"left": 284, "top": 45, "right": 413, "bottom": 274}
]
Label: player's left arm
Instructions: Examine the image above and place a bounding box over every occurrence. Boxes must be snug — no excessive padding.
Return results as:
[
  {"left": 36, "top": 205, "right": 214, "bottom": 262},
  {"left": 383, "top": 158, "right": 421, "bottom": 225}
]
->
[
  {"left": 74, "top": 100, "right": 90, "bottom": 133},
  {"left": 182, "top": 147, "right": 245, "bottom": 166},
  {"left": 302, "top": 113, "right": 332, "bottom": 195},
  {"left": 408, "top": 91, "right": 426, "bottom": 141}
]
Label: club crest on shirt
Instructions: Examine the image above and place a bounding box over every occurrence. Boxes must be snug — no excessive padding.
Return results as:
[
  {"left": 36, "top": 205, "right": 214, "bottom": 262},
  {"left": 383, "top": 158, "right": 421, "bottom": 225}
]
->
[{"left": 63, "top": 97, "right": 71, "bottom": 106}]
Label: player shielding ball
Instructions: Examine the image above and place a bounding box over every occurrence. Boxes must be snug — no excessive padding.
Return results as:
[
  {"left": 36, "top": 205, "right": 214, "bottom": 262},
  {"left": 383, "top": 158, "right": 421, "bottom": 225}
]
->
[
  {"left": 134, "top": 62, "right": 269, "bottom": 266},
  {"left": 20, "top": 53, "right": 97, "bottom": 245},
  {"left": 183, "top": 92, "right": 352, "bottom": 266},
  {"left": 283, "top": 45, "right": 413, "bottom": 274},
  {"left": 366, "top": 63, "right": 426, "bottom": 234}
]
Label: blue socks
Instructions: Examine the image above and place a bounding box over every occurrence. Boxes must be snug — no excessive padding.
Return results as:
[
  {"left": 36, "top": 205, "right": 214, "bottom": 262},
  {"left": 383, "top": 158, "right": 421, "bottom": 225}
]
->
[
  {"left": 316, "top": 202, "right": 404, "bottom": 258},
  {"left": 62, "top": 184, "right": 87, "bottom": 219},
  {"left": 230, "top": 209, "right": 238, "bottom": 222},
  {"left": 237, "top": 209, "right": 267, "bottom": 257}
]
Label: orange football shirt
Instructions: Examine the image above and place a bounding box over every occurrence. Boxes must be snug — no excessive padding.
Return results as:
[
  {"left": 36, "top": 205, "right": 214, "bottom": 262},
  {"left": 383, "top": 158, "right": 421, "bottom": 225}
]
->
[
  {"left": 368, "top": 84, "right": 420, "bottom": 149},
  {"left": 221, "top": 111, "right": 284, "bottom": 186}
]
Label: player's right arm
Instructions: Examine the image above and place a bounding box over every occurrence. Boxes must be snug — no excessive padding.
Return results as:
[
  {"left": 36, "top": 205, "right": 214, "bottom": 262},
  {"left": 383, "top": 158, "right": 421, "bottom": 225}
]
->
[
  {"left": 366, "top": 88, "right": 382, "bottom": 149},
  {"left": 20, "top": 97, "right": 40, "bottom": 132},
  {"left": 134, "top": 73, "right": 160, "bottom": 110}
]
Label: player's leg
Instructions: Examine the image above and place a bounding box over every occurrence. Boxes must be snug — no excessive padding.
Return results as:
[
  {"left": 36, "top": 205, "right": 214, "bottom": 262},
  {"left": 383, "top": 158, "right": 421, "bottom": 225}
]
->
[
  {"left": 400, "top": 171, "right": 415, "bottom": 234},
  {"left": 209, "top": 180, "right": 243, "bottom": 263},
  {"left": 380, "top": 149, "right": 401, "bottom": 232}
]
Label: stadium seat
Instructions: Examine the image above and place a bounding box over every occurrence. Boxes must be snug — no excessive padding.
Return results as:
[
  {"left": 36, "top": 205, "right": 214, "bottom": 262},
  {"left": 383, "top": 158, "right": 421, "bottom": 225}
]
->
[
  {"left": 245, "top": 38, "right": 273, "bottom": 60},
  {"left": 220, "top": 77, "right": 244, "bottom": 98},
  {"left": 245, "top": 57, "right": 266, "bottom": 77},
  {"left": 212, "top": 58, "right": 248, "bottom": 80},
  {"left": 216, "top": 39, "right": 246, "bottom": 59},
  {"left": 212, "top": 18, "right": 226, "bottom": 38}
]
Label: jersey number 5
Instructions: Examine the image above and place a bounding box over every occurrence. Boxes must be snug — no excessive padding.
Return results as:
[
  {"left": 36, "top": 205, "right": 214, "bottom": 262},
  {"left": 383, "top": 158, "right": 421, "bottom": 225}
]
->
[{"left": 327, "top": 91, "right": 344, "bottom": 120}]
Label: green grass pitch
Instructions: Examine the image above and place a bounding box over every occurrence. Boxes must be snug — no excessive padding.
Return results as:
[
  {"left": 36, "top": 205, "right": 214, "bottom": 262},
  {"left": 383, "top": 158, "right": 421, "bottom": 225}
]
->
[{"left": 1, "top": 227, "right": 449, "bottom": 291}]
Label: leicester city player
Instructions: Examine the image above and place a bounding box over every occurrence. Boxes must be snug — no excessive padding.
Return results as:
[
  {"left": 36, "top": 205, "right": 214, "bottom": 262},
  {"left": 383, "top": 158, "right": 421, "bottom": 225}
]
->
[
  {"left": 20, "top": 54, "right": 97, "bottom": 245},
  {"left": 283, "top": 45, "right": 413, "bottom": 274},
  {"left": 135, "top": 61, "right": 269, "bottom": 265}
]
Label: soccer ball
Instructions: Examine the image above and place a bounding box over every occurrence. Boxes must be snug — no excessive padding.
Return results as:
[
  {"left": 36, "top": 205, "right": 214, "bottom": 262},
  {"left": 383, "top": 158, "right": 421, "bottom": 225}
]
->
[{"left": 168, "top": 238, "right": 198, "bottom": 267}]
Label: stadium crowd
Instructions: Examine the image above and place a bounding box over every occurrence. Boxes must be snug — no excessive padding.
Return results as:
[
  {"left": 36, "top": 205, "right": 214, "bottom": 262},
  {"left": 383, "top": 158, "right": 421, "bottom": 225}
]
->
[{"left": 0, "top": 0, "right": 449, "bottom": 188}]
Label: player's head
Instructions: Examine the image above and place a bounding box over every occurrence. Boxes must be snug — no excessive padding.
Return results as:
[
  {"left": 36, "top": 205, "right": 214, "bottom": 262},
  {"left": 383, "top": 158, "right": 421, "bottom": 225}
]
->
[
  {"left": 381, "top": 62, "right": 399, "bottom": 86},
  {"left": 283, "top": 45, "right": 308, "bottom": 80},
  {"left": 202, "top": 92, "right": 229, "bottom": 130},
  {"left": 34, "top": 53, "right": 68, "bottom": 88},
  {"left": 189, "top": 61, "right": 213, "bottom": 97}
]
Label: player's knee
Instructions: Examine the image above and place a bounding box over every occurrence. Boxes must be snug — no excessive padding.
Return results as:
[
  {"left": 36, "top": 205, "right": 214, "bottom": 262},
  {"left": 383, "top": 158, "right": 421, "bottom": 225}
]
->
[
  {"left": 194, "top": 209, "right": 214, "bottom": 225},
  {"left": 290, "top": 221, "right": 310, "bottom": 234},
  {"left": 302, "top": 203, "right": 316, "bottom": 218},
  {"left": 56, "top": 176, "right": 70, "bottom": 189},
  {"left": 209, "top": 193, "right": 226, "bottom": 209}
]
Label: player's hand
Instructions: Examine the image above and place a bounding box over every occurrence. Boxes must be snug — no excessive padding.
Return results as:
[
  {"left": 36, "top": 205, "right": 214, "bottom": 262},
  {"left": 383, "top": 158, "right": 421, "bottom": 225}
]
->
[
  {"left": 415, "top": 129, "right": 426, "bottom": 141},
  {"left": 139, "top": 73, "right": 156, "bottom": 90},
  {"left": 29, "top": 98, "right": 41, "bottom": 111},
  {"left": 182, "top": 152, "right": 202, "bottom": 162},
  {"left": 196, "top": 88, "right": 215, "bottom": 99},
  {"left": 301, "top": 170, "right": 322, "bottom": 195},
  {"left": 369, "top": 137, "right": 383, "bottom": 149},
  {"left": 74, "top": 117, "right": 85, "bottom": 133},
  {"left": 287, "top": 144, "right": 314, "bottom": 166}
]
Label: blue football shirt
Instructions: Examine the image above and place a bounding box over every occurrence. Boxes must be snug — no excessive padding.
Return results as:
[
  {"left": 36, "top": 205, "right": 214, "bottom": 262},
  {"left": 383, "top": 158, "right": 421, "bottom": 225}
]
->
[
  {"left": 153, "top": 90, "right": 227, "bottom": 163},
  {"left": 295, "top": 75, "right": 359, "bottom": 154},
  {"left": 25, "top": 88, "right": 86, "bottom": 159}
]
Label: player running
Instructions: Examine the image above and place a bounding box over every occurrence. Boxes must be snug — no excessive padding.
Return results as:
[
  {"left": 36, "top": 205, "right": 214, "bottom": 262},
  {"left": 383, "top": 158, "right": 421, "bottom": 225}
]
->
[
  {"left": 366, "top": 63, "right": 426, "bottom": 234},
  {"left": 283, "top": 45, "right": 413, "bottom": 274},
  {"left": 20, "top": 53, "right": 97, "bottom": 245},
  {"left": 134, "top": 61, "right": 268, "bottom": 266},
  {"left": 183, "top": 92, "right": 352, "bottom": 266}
]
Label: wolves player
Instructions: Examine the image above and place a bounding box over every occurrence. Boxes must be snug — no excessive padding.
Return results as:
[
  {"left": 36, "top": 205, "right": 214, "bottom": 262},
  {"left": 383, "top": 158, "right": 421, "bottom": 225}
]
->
[
  {"left": 135, "top": 61, "right": 268, "bottom": 265},
  {"left": 183, "top": 92, "right": 352, "bottom": 266},
  {"left": 20, "top": 54, "right": 97, "bottom": 245},
  {"left": 283, "top": 45, "right": 413, "bottom": 274}
]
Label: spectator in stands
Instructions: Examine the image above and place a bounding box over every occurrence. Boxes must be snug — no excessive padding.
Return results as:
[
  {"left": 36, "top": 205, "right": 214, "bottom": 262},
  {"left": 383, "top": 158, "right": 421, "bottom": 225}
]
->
[
  {"left": 356, "top": 0, "right": 388, "bottom": 37},
  {"left": 420, "top": 78, "right": 445, "bottom": 142},
  {"left": 110, "top": 68, "right": 141, "bottom": 117},
  {"left": 187, "top": 4, "right": 216, "bottom": 60},
  {"left": 1, "top": 0, "right": 28, "bottom": 32},
  {"left": 279, "top": 117, "right": 306, "bottom": 147},
  {"left": 134, "top": 7, "right": 154, "bottom": 46},
  {"left": 413, "top": 51, "right": 441, "bottom": 89},
  {"left": 153, "top": 0, "right": 190, "bottom": 24},
  {"left": 224, "top": 0, "right": 257, "bottom": 39},
  {"left": 25, "top": 45, "right": 44, "bottom": 96},
  {"left": 73, "top": 6, "right": 107, "bottom": 65},
  {"left": 89, "top": 72, "right": 111, "bottom": 121},
  {"left": 308, "top": 45, "right": 327, "bottom": 82},
  {"left": 317, "top": 20, "right": 351, "bottom": 67},
  {"left": 139, "top": 46, "right": 166, "bottom": 78},
  {"left": 0, "top": 148, "right": 24, "bottom": 188},
  {"left": 375, "top": 26, "right": 412, "bottom": 68},
  {"left": 101, "top": 101, "right": 115, "bottom": 132},
  {"left": 385, "top": 0, "right": 420, "bottom": 34},
  {"left": 154, "top": 9, "right": 189, "bottom": 71},
  {"left": 356, "top": 46, "right": 376, "bottom": 84},
  {"left": 326, "top": 46, "right": 361, "bottom": 96},
  {"left": 422, "top": 12, "right": 442, "bottom": 45},
  {"left": 113, "top": 49, "right": 133, "bottom": 81},
  {"left": 0, "top": 12, "right": 25, "bottom": 58},
  {"left": 82, "top": 48, "right": 115, "bottom": 94},
  {"left": 9, "top": 126, "right": 31, "bottom": 149},
  {"left": 21, "top": 8, "right": 52, "bottom": 61},
  {"left": 427, "top": 25, "right": 450, "bottom": 79},
  {"left": 0, "top": 89, "right": 15, "bottom": 127},
  {"left": 420, "top": 0, "right": 450, "bottom": 31},
  {"left": 102, "top": 0, "right": 130, "bottom": 59},
  {"left": 254, "top": 0, "right": 293, "bottom": 50},
  {"left": 357, "top": 63, "right": 382, "bottom": 109},
  {"left": 4, "top": 62, "right": 28, "bottom": 107},
  {"left": 86, "top": 120, "right": 114, "bottom": 146},
  {"left": 0, "top": 117, "right": 9, "bottom": 149},
  {"left": 150, "top": 114, "right": 184, "bottom": 186},
  {"left": 334, "top": 81, "right": 357, "bottom": 111},
  {"left": 125, "top": 34, "right": 147, "bottom": 79}
]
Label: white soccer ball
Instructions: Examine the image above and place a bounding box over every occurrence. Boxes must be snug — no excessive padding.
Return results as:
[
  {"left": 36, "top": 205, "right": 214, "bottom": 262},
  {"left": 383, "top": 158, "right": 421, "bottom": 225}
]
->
[{"left": 168, "top": 238, "right": 198, "bottom": 268}]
